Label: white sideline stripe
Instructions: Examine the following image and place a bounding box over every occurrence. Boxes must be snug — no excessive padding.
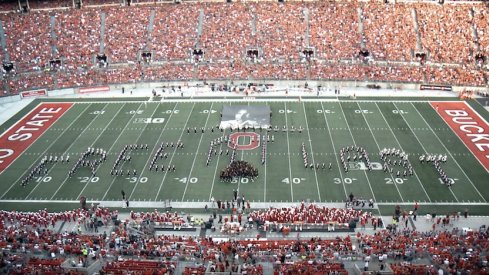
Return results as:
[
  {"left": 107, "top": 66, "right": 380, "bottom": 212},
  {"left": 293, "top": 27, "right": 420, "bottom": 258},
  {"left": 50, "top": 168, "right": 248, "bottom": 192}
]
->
[
  {"left": 0, "top": 199, "right": 487, "bottom": 208},
  {"left": 42, "top": 99, "right": 462, "bottom": 104}
]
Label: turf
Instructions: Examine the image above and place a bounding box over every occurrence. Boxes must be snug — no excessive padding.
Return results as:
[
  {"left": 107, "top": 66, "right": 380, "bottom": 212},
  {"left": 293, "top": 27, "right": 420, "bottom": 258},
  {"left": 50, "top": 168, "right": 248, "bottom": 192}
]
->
[{"left": 0, "top": 98, "right": 488, "bottom": 213}]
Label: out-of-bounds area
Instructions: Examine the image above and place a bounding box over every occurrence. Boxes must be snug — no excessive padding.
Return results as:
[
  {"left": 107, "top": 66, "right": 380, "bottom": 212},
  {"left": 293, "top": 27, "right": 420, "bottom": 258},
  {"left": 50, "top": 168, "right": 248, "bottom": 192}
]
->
[{"left": 0, "top": 97, "right": 488, "bottom": 214}]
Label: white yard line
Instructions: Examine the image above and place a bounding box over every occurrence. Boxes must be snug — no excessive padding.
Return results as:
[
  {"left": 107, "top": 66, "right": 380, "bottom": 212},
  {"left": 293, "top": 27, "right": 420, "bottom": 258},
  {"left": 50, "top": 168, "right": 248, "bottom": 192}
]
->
[
  {"left": 47, "top": 103, "right": 114, "bottom": 199},
  {"left": 410, "top": 102, "right": 486, "bottom": 202},
  {"left": 208, "top": 130, "right": 228, "bottom": 201},
  {"left": 354, "top": 102, "right": 404, "bottom": 202},
  {"left": 319, "top": 102, "right": 348, "bottom": 199},
  {"left": 0, "top": 199, "right": 486, "bottom": 208},
  {"left": 371, "top": 102, "right": 431, "bottom": 202},
  {"left": 301, "top": 102, "right": 322, "bottom": 202},
  {"left": 154, "top": 102, "right": 196, "bottom": 201},
  {"left": 77, "top": 103, "right": 137, "bottom": 198},
  {"left": 128, "top": 102, "right": 179, "bottom": 200},
  {"left": 337, "top": 102, "right": 377, "bottom": 202},
  {"left": 0, "top": 104, "right": 90, "bottom": 199},
  {"left": 392, "top": 102, "right": 459, "bottom": 202},
  {"left": 101, "top": 103, "right": 160, "bottom": 201},
  {"left": 31, "top": 103, "right": 109, "bottom": 199},
  {"left": 284, "top": 102, "right": 294, "bottom": 202},
  {"left": 181, "top": 102, "right": 214, "bottom": 201}
]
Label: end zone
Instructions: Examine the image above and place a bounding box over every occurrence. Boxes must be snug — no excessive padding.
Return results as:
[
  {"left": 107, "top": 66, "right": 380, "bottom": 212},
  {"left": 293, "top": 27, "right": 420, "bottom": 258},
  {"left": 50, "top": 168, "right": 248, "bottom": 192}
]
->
[
  {"left": 431, "top": 101, "right": 489, "bottom": 172},
  {"left": 0, "top": 103, "right": 73, "bottom": 173}
]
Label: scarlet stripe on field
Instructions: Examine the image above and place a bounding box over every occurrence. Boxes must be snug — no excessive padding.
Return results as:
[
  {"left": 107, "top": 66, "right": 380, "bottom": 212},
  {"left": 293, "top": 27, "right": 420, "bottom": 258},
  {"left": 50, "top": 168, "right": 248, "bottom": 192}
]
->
[
  {"left": 0, "top": 103, "right": 73, "bottom": 173},
  {"left": 431, "top": 101, "right": 489, "bottom": 172}
]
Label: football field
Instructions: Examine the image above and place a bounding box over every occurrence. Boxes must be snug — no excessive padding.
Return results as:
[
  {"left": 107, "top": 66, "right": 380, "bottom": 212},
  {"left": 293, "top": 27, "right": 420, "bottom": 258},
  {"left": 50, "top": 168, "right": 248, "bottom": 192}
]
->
[{"left": 0, "top": 97, "right": 488, "bottom": 213}]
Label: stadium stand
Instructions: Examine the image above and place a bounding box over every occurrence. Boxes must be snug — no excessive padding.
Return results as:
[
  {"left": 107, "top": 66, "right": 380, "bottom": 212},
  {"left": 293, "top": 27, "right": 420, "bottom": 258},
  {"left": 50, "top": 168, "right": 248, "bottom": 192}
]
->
[
  {"left": 0, "top": 1, "right": 488, "bottom": 95},
  {"left": 0, "top": 203, "right": 487, "bottom": 274}
]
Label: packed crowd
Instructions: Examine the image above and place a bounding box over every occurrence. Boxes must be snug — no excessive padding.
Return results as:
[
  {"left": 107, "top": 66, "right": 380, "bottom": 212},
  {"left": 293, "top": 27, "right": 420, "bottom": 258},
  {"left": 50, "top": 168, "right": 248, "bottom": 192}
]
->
[
  {"left": 55, "top": 9, "right": 101, "bottom": 70},
  {"left": 417, "top": 4, "right": 474, "bottom": 64},
  {"left": 0, "top": 203, "right": 487, "bottom": 274},
  {"left": 362, "top": 3, "right": 417, "bottom": 61},
  {"left": 357, "top": 229, "right": 489, "bottom": 274},
  {"left": 248, "top": 202, "right": 372, "bottom": 225},
  {"left": 219, "top": 160, "right": 258, "bottom": 182},
  {"left": 1, "top": 2, "right": 489, "bottom": 95},
  {"left": 149, "top": 3, "right": 200, "bottom": 61}
]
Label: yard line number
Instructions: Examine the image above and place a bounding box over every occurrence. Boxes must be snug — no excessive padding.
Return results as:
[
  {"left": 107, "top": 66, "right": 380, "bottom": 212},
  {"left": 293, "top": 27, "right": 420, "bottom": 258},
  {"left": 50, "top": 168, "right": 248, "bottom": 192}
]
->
[
  {"left": 385, "top": 178, "right": 407, "bottom": 184},
  {"left": 126, "top": 177, "right": 148, "bottom": 183},
  {"left": 334, "top": 177, "right": 357, "bottom": 184},
  {"left": 282, "top": 178, "right": 305, "bottom": 184}
]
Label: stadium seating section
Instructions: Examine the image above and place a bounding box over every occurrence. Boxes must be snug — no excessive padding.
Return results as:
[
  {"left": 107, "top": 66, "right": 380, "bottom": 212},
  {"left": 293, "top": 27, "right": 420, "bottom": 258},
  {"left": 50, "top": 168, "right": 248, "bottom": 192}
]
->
[
  {"left": 0, "top": 1, "right": 488, "bottom": 94},
  {"left": 0, "top": 204, "right": 487, "bottom": 274}
]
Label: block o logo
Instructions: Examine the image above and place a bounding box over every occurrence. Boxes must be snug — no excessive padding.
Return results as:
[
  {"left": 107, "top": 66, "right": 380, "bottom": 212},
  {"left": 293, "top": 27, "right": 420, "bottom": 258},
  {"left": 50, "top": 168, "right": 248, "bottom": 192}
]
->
[{"left": 228, "top": 132, "right": 260, "bottom": 150}]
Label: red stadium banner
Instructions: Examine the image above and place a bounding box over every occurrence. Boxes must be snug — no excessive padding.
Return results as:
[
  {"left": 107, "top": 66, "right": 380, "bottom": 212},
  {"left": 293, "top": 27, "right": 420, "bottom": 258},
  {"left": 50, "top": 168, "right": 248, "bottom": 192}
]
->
[
  {"left": 20, "top": 89, "right": 47, "bottom": 98},
  {"left": 420, "top": 84, "right": 452, "bottom": 91},
  {"left": 78, "top": 86, "right": 110, "bottom": 94},
  {"left": 0, "top": 103, "right": 73, "bottom": 173},
  {"left": 431, "top": 101, "right": 489, "bottom": 172}
]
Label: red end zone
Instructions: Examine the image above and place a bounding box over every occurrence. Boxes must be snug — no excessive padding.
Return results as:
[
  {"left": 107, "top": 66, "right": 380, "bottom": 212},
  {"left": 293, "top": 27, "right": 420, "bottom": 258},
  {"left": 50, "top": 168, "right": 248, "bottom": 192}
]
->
[
  {"left": 431, "top": 101, "right": 489, "bottom": 172},
  {"left": 0, "top": 103, "right": 73, "bottom": 173}
]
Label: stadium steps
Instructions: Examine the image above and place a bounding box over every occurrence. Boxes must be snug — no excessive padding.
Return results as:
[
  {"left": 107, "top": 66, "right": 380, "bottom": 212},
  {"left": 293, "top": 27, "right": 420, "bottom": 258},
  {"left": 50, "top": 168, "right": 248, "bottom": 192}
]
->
[
  {"left": 469, "top": 8, "right": 481, "bottom": 53},
  {"left": 356, "top": 7, "right": 366, "bottom": 50},
  {"left": 100, "top": 12, "right": 106, "bottom": 54},
  {"left": 303, "top": 7, "right": 310, "bottom": 47},
  {"left": 50, "top": 15, "right": 59, "bottom": 57},
  {"left": 0, "top": 21, "right": 10, "bottom": 62},
  {"left": 147, "top": 9, "right": 156, "bottom": 41},
  {"left": 411, "top": 8, "right": 423, "bottom": 53},
  {"left": 250, "top": 11, "right": 257, "bottom": 36},
  {"left": 195, "top": 9, "right": 204, "bottom": 48}
]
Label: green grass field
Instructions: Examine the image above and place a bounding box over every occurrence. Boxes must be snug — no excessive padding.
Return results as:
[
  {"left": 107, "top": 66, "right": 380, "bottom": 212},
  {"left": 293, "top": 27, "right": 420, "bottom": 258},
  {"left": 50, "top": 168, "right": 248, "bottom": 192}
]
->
[{"left": 1, "top": 98, "right": 488, "bottom": 213}]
